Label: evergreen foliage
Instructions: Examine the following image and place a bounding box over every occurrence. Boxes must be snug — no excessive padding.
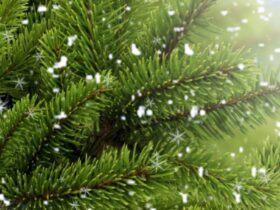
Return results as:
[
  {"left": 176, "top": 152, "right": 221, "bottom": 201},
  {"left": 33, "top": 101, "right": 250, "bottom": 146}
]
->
[{"left": 0, "top": 0, "right": 280, "bottom": 209}]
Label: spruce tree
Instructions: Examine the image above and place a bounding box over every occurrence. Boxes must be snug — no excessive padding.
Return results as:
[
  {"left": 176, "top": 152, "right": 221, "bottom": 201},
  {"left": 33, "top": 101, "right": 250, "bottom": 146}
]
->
[{"left": 0, "top": 0, "right": 280, "bottom": 209}]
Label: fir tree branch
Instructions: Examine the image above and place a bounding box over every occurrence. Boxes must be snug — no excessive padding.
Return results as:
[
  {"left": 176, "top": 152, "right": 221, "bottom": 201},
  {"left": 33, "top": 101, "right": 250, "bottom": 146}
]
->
[
  {"left": 0, "top": 22, "right": 47, "bottom": 97},
  {"left": 2, "top": 145, "right": 171, "bottom": 209},
  {"left": 162, "top": 0, "right": 215, "bottom": 59},
  {"left": 0, "top": 0, "right": 28, "bottom": 32},
  {"left": 131, "top": 86, "right": 280, "bottom": 131},
  {"left": 0, "top": 79, "right": 111, "bottom": 175},
  {"left": 0, "top": 96, "right": 38, "bottom": 154}
]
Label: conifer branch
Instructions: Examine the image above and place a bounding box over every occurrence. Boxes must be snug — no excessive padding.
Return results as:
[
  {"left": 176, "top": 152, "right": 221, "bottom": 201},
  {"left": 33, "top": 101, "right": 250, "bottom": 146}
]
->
[
  {"left": 131, "top": 86, "right": 280, "bottom": 131},
  {"left": 162, "top": 0, "right": 215, "bottom": 59},
  {"left": 0, "top": 96, "right": 38, "bottom": 154},
  {"left": 2, "top": 145, "right": 171, "bottom": 209}
]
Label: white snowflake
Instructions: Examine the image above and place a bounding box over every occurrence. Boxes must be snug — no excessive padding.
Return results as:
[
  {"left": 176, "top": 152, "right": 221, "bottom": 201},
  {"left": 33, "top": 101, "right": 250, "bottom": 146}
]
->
[
  {"left": 137, "top": 106, "right": 146, "bottom": 118},
  {"left": 170, "top": 129, "right": 185, "bottom": 145},
  {"left": 0, "top": 99, "right": 7, "bottom": 113},
  {"left": 190, "top": 106, "right": 199, "bottom": 118},
  {"left": 53, "top": 56, "right": 68, "bottom": 69},
  {"left": 179, "top": 192, "right": 188, "bottom": 203},
  {"left": 2, "top": 31, "right": 13, "bottom": 42},
  {"left": 55, "top": 111, "right": 67, "bottom": 120},
  {"left": 67, "top": 35, "right": 78, "bottom": 47},
  {"left": 233, "top": 191, "right": 241, "bottom": 204},
  {"left": 14, "top": 77, "right": 27, "bottom": 90},
  {"left": 150, "top": 152, "right": 163, "bottom": 172},
  {"left": 184, "top": 43, "right": 194, "bottom": 56},
  {"left": 198, "top": 166, "right": 204, "bottom": 177},
  {"left": 38, "top": 5, "right": 47, "bottom": 13},
  {"left": 131, "top": 43, "right": 141, "bottom": 56}
]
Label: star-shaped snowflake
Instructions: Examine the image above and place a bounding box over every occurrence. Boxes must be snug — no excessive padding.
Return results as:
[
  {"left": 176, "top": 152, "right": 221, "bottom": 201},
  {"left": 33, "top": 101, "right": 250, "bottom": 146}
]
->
[
  {"left": 170, "top": 129, "right": 185, "bottom": 145},
  {"left": 14, "top": 77, "right": 27, "bottom": 90}
]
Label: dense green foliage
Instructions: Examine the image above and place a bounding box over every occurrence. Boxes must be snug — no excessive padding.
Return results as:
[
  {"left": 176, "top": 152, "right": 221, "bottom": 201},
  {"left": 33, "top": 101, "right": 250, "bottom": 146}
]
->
[{"left": 1, "top": 0, "right": 280, "bottom": 209}]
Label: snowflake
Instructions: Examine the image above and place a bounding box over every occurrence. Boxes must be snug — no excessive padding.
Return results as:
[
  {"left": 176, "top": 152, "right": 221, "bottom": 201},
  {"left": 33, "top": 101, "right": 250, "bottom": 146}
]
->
[
  {"left": 25, "top": 107, "right": 36, "bottom": 119},
  {"left": 150, "top": 152, "right": 163, "bottom": 172},
  {"left": 170, "top": 129, "right": 185, "bottom": 145},
  {"left": 145, "top": 98, "right": 155, "bottom": 108},
  {"left": 0, "top": 100, "right": 7, "bottom": 113},
  {"left": 34, "top": 52, "right": 44, "bottom": 62},
  {"left": 1, "top": 31, "right": 13, "bottom": 42},
  {"left": 14, "top": 77, "right": 27, "bottom": 90},
  {"left": 70, "top": 201, "right": 79, "bottom": 209},
  {"left": 131, "top": 43, "right": 141, "bottom": 56}
]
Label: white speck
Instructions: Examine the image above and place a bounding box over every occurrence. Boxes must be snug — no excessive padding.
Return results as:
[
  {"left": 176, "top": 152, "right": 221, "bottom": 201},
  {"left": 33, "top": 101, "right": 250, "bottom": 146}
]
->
[
  {"left": 230, "top": 153, "right": 236, "bottom": 158},
  {"left": 167, "top": 100, "right": 173, "bottom": 105},
  {"left": 184, "top": 43, "right": 194, "bottom": 56},
  {"left": 43, "top": 200, "right": 49, "bottom": 205},
  {"left": 179, "top": 192, "right": 188, "bottom": 203},
  {"left": 3, "top": 199, "right": 10, "bottom": 206},
  {"left": 190, "top": 90, "right": 195, "bottom": 96},
  {"left": 168, "top": 10, "right": 175, "bottom": 16},
  {"left": 125, "top": 6, "right": 131, "bottom": 11},
  {"left": 0, "top": 194, "right": 5, "bottom": 201},
  {"left": 239, "top": 147, "right": 244, "bottom": 153},
  {"left": 67, "top": 35, "right": 78, "bottom": 47},
  {"left": 53, "top": 124, "right": 61, "bottom": 129},
  {"left": 53, "top": 56, "right": 68, "bottom": 69},
  {"left": 258, "top": 43, "right": 265, "bottom": 47},
  {"left": 227, "top": 26, "right": 240, "bottom": 32},
  {"left": 116, "top": 59, "right": 122, "bottom": 64},
  {"left": 137, "top": 106, "right": 146, "bottom": 118},
  {"left": 174, "top": 27, "right": 184, "bottom": 32},
  {"left": 184, "top": 95, "right": 189, "bottom": 101},
  {"left": 186, "top": 146, "right": 191, "bottom": 153},
  {"left": 38, "top": 5, "right": 47, "bottom": 13},
  {"left": 200, "top": 109, "right": 206, "bottom": 116},
  {"left": 131, "top": 95, "right": 135, "bottom": 101},
  {"left": 198, "top": 167, "right": 204, "bottom": 177},
  {"left": 274, "top": 48, "right": 280, "bottom": 53},
  {"left": 233, "top": 191, "right": 241, "bottom": 204},
  {"left": 241, "top": 19, "right": 248, "bottom": 24},
  {"left": 127, "top": 179, "right": 136, "bottom": 185},
  {"left": 276, "top": 122, "right": 280, "bottom": 128},
  {"left": 53, "top": 88, "right": 60, "bottom": 93},
  {"left": 259, "top": 167, "right": 266, "bottom": 175},
  {"left": 251, "top": 166, "right": 257, "bottom": 178},
  {"left": 120, "top": 115, "right": 126, "bottom": 121},
  {"left": 190, "top": 106, "right": 199, "bottom": 118},
  {"left": 108, "top": 53, "right": 113, "bottom": 60},
  {"left": 47, "top": 67, "right": 54, "bottom": 74},
  {"left": 54, "top": 147, "right": 60, "bottom": 152},
  {"left": 220, "top": 10, "right": 228, "bottom": 16},
  {"left": 128, "top": 191, "right": 135, "bottom": 196},
  {"left": 95, "top": 73, "right": 101, "bottom": 84},
  {"left": 177, "top": 153, "right": 183, "bottom": 158},
  {"left": 260, "top": 81, "right": 269, "bottom": 87},
  {"left": 52, "top": 4, "right": 60, "bottom": 10},
  {"left": 86, "top": 75, "right": 93, "bottom": 81},
  {"left": 131, "top": 43, "right": 141, "bottom": 56},
  {"left": 1, "top": 178, "right": 5, "bottom": 184},
  {"left": 237, "top": 63, "right": 245, "bottom": 71},
  {"left": 146, "top": 109, "right": 153, "bottom": 116},
  {"left": 258, "top": 6, "right": 265, "bottom": 13},
  {"left": 22, "top": 19, "right": 29, "bottom": 25},
  {"left": 55, "top": 111, "right": 67, "bottom": 120},
  {"left": 220, "top": 100, "right": 227, "bottom": 105}
]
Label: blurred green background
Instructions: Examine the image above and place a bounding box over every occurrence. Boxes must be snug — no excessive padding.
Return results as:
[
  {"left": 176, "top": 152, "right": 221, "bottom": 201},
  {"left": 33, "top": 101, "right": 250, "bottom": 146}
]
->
[{"left": 207, "top": 0, "right": 280, "bottom": 160}]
